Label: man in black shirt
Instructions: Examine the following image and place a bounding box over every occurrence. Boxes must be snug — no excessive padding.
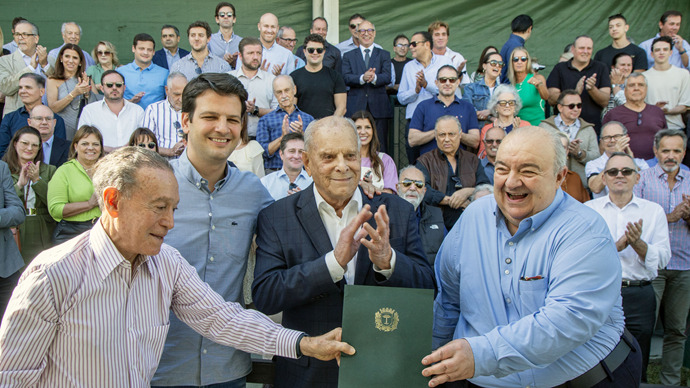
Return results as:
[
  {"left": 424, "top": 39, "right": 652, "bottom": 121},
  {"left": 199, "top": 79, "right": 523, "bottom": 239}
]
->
[
  {"left": 593, "top": 14, "right": 648, "bottom": 72},
  {"left": 290, "top": 34, "right": 346, "bottom": 119}
]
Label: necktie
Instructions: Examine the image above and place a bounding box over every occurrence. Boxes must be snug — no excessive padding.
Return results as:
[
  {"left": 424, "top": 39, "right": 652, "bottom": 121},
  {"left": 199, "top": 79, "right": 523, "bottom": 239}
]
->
[{"left": 364, "top": 48, "right": 370, "bottom": 69}]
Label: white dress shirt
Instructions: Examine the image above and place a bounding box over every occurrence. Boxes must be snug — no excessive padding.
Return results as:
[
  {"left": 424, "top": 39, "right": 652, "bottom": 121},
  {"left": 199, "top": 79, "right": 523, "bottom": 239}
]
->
[
  {"left": 228, "top": 67, "right": 277, "bottom": 137},
  {"left": 585, "top": 153, "right": 649, "bottom": 198},
  {"left": 78, "top": 99, "right": 145, "bottom": 148},
  {"left": 585, "top": 194, "right": 671, "bottom": 280},
  {"left": 316, "top": 186, "right": 395, "bottom": 284}
]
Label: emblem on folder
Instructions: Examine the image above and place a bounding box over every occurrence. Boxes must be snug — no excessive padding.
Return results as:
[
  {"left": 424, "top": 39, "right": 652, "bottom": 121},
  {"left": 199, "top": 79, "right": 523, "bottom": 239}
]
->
[{"left": 375, "top": 307, "right": 399, "bottom": 332}]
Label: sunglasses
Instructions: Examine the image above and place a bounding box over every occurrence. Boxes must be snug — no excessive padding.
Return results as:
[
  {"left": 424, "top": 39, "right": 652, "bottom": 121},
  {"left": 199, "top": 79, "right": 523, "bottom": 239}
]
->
[
  {"left": 563, "top": 103, "right": 582, "bottom": 109},
  {"left": 601, "top": 134, "right": 624, "bottom": 142},
  {"left": 97, "top": 50, "right": 112, "bottom": 55},
  {"left": 218, "top": 12, "right": 233, "bottom": 18},
  {"left": 604, "top": 167, "right": 636, "bottom": 177},
  {"left": 486, "top": 60, "right": 505, "bottom": 67},
  {"left": 484, "top": 139, "right": 502, "bottom": 145},
  {"left": 349, "top": 24, "right": 358, "bottom": 29},
  {"left": 437, "top": 77, "right": 458, "bottom": 84},
  {"left": 104, "top": 82, "right": 124, "bottom": 88},
  {"left": 306, "top": 47, "right": 325, "bottom": 54},
  {"left": 400, "top": 179, "right": 424, "bottom": 189},
  {"left": 512, "top": 56, "right": 528, "bottom": 62},
  {"left": 395, "top": 43, "right": 409, "bottom": 48},
  {"left": 409, "top": 40, "right": 427, "bottom": 48},
  {"left": 138, "top": 142, "right": 157, "bottom": 150},
  {"left": 497, "top": 100, "right": 516, "bottom": 107},
  {"left": 289, "top": 182, "right": 299, "bottom": 190}
]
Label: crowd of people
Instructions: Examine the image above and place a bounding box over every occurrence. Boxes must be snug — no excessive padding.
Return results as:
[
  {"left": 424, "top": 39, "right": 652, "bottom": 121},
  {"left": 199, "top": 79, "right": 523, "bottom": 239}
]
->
[{"left": 0, "top": 3, "right": 688, "bottom": 387}]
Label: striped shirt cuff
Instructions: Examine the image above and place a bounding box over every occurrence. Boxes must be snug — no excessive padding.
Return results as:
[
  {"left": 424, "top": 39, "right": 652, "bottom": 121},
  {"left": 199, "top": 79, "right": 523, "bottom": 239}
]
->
[{"left": 275, "top": 328, "right": 304, "bottom": 359}]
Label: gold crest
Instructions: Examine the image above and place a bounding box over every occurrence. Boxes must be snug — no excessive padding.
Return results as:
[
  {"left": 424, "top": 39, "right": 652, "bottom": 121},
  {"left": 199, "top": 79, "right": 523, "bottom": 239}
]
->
[{"left": 375, "top": 307, "right": 399, "bottom": 332}]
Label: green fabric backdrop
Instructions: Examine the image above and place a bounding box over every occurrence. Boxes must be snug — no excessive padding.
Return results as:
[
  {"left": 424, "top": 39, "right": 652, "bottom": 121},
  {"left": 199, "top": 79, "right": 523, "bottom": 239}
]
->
[{"left": 1, "top": 0, "right": 688, "bottom": 77}]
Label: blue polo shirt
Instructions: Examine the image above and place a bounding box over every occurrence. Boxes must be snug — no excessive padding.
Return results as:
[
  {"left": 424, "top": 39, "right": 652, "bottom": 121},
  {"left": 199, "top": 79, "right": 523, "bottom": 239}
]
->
[
  {"left": 409, "top": 95, "right": 479, "bottom": 155},
  {"left": 119, "top": 62, "right": 169, "bottom": 109},
  {"left": 0, "top": 106, "right": 67, "bottom": 157}
]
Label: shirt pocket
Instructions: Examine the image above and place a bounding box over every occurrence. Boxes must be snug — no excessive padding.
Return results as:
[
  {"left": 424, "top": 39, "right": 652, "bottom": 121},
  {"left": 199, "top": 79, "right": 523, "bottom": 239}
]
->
[
  {"left": 222, "top": 219, "right": 254, "bottom": 264},
  {"left": 518, "top": 278, "right": 548, "bottom": 315}
]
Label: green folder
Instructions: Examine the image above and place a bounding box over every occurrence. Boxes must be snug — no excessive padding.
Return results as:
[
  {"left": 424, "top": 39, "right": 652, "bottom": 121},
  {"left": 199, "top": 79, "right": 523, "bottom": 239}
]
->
[{"left": 338, "top": 285, "right": 434, "bottom": 388}]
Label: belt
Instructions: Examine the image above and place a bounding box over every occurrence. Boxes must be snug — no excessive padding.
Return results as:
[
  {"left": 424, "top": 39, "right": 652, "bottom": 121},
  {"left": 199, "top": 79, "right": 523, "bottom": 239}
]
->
[
  {"left": 26, "top": 208, "right": 37, "bottom": 216},
  {"left": 621, "top": 280, "right": 652, "bottom": 287},
  {"left": 557, "top": 328, "right": 635, "bottom": 388}
]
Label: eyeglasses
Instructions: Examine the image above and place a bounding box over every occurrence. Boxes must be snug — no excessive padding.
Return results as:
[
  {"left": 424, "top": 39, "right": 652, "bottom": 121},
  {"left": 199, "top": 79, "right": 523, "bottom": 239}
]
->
[
  {"left": 409, "top": 40, "right": 427, "bottom": 48},
  {"left": 496, "top": 100, "right": 516, "bottom": 107},
  {"left": 512, "top": 56, "right": 528, "bottom": 62},
  {"left": 13, "top": 32, "right": 36, "bottom": 39},
  {"left": 18, "top": 140, "right": 40, "bottom": 149},
  {"left": 281, "top": 38, "right": 298, "bottom": 43},
  {"left": 437, "top": 77, "right": 459, "bottom": 84},
  {"left": 601, "top": 134, "right": 625, "bottom": 142},
  {"left": 97, "top": 50, "right": 112, "bottom": 55},
  {"left": 289, "top": 182, "right": 299, "bottom": 190},
  {"left": 604, "top": 167, "right": 636, "bottom": 177},
  {"left": 562, "top": 103, "right": 582, "bottom": 109},
  {"left": 486, "top": 60, "right": 505, "bottom": 68},
  {"left": 104, "top": 82, "right": 124, "bottom": 88},
  {"left": 306, "top": 47, "right": 325, "bottom": 54},
  {"left": 349, "top": 24, "right": 358, "bottom": 29},
  {"left": 138, "top": 142, "right": 157, "bottom": 150},
  {"left": 395, "top": 43, "right": 409, "bottom": 48},
  {"left": 358, "top": 28, "right": 375, "bottom": 35},
  {"left": 483, "top": 139, "right": 502, "bottom": 145},
  {"left": 400, "top": 179, "right": 424, "bottom": 189},
  {"left": 218, "top": 12, "right": 233, "bottom": 18},
  {"left": 30, "top": 116, "right": 54, "bottom": 122},
  {"left": 451, "top": 176, "right": 463, "bottom": 190}
]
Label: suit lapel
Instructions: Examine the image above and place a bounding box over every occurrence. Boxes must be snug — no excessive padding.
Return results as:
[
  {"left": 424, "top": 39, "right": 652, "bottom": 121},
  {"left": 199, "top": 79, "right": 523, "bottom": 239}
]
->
[{"left": 296, "top": 184, "right": 334, "bottom": 256}]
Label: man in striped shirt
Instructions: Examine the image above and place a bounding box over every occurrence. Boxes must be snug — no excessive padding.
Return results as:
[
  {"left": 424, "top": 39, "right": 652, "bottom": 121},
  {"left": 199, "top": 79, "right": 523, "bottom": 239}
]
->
[
  {"left": 142, "top": 71, "right": 188, "bottom": 158},
  {"left": 0, "top": 147, "right": 354, "bottom": 387},
  {"left": 634, "top": 128, "right": 690, "bottom": 385}
]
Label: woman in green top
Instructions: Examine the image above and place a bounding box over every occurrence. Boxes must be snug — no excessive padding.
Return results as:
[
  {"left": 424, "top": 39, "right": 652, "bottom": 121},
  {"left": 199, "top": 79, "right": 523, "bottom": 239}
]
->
[
  {"left": 2, "top": 126, "right": 57, "bottom": 263},
  {"left": 507, "top": 47, "right": 549, "bottom": 126},
  {"left": 86, "top": 41, "right": 121, "bottom": 98},
  {"left": 47, "top": 125, "right": 104, "bottom": 244}
]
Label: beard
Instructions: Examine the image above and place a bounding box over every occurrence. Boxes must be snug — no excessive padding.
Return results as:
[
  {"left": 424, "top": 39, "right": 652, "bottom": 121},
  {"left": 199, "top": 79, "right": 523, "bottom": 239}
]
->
[{"left": 400, "top": 191, "right": 423, "bottom": 210}]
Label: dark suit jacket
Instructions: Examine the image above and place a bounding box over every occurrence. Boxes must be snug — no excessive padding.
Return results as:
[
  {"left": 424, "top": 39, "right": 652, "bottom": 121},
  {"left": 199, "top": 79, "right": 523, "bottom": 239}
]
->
[
  {"left": 152, "top": 48, "right": 190, "bottom": 70},
  {"left": 253, "top": 185, "right": 434, "bottom": 388},
  {"left": 0, "top": 160, "right": 25, "bottom": 277},
  {"left": 49, "top": 136, "right": 70, "bottom": 168},
  {"left": 342, "top": 47, "right": 393, "bottom": 119},
  {"left": 418, "top": 202, "right": 445, "bottom": 266}
]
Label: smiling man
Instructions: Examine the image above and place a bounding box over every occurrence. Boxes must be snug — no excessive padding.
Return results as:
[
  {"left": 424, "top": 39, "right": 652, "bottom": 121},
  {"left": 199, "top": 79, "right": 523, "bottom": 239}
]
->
[
  {"left": 172, "top": 21, "right": 230, "bottom": 82},
  {"left": 253, "top": 116, "right": 434, "bottom": 388},
  {"left": 424, "top": 125, "right": 641, "bottom": 387},
  {"left": 119, "top": 33, "right": 169, "bottom": 109},
  {"left": 151, "top": 72, "right": 276, "bottom": 388},
  {"left": 260, "top": 131, "right": 312, "bottom": 200},
  {"left": 0, "top": 146, "right": 354, "bottom": 387}
]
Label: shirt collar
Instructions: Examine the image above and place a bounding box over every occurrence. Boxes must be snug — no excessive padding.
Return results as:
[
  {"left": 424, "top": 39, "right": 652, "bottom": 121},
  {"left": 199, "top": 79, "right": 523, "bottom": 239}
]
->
[
  {"left": 164, "top": 47, "right": 179, "bottom": 57},
  {"left": 131, "top": 61, "right": 154, "bottom": 71},
  {"left": 653, "top": 163, "right": 687, "bottom": 181},
  {"left": 177, "top": 150, "right": 231, "bottom": 192},
  {"left": 313, "top": 184, "right": 363, "bottom": 215},
  {"left": 359, "top": 44, "right": 374, "bottom": 57},
  {"left": 89, "top": 220, "right": 153, "bottom": 282},
  {"left": 603, "top": 194, "right": 641, "bottom": 211},
  {"left": 433, "top": 95, "right": 461, "bottom": 105}
]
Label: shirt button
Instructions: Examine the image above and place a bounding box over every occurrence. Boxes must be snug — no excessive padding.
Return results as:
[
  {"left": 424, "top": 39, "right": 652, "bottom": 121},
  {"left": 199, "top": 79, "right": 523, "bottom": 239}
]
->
[
  {"left": 210, "top": 195, "right": 213, "bottom": 200},
  {"left": 208, "top": 212, "right": 212, "bottom": 217},
  {"left": 211, "top": 225, "right": 215, "bottom": 230},
  {"left": 209, "top": 256, "right": 214, "bottom": 262},
  {"left": 203, "top": 349, "right": 207, "bottom": 354},
  {"left": 508, "top": 242, "right": 514, "bottom": 246},
  {"left": 196, "top": 182, "right": 200, "bottom": 187},
  {"left": 505, "top": 258, "right": 512, "bottom": 264},
  {"left": 506, "top": 298, "right": 511, "bottom": 304},
  {"left": 504, "top": 269, "right": 510, "bottom": 275}
]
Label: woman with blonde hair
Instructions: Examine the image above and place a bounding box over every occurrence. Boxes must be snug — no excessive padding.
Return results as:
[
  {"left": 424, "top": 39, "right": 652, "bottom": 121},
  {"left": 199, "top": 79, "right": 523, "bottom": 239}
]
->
[
  {"left": 86, "top": 41, "right": 121, "bottom": 98},
  {"left": 506, "top": 47, "right": 548, "bottom": 125}
]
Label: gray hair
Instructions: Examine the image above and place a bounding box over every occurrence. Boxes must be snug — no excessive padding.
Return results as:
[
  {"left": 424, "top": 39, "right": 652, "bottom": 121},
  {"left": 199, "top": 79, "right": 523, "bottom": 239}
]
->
[
  {"left": 398, "top": 165, "right": 422, "bottom": 178},
  {"left": 469, "top": 183, "right": 494, "bottom": 201},
  {"left": 600, "top": 121, "right": 628, "bottom": 136},
  {"left": 304, "top": 116, "right": 361, "bottom": 153},
  {"left": 604, "top": 151, "right": 638, "bottom": 171},
  {"left": 61, "top": 22, "right": 82, "bottom": 35},
  {"left": 487, "top": 84, "right": 522, "bottom": 117},
  {"left": 273, "top": 74, "right": 295, "bottom": 89},
  {"left": 507, "top": 126, "right": 566, "bottom": 175},
  {"left": 167, "top": 71, "right": 188, "bottom": 86},
  {"left": 93, "top": 147, "right": 173, "bottom": 208},
  {"left": 434, "top": 115, "right": 461, "bottom": 132},
  {"left": 654, "top": 129, "right": 688, "bottom": 150},
  {"left": 625, "top": 72, "right": 647, "bottom": 87},
  {"left": 16, "top": 21, "right": 38, "bottom": 36},
  {"left": 277, "top": 26, "right": 295, "bottom": 40}
]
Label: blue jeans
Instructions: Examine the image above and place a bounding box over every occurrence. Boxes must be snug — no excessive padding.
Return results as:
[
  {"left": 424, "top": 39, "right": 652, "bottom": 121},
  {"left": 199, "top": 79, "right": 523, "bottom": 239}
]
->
[{"left": 152, "top": 377, "right": 246, "bottom": 388}]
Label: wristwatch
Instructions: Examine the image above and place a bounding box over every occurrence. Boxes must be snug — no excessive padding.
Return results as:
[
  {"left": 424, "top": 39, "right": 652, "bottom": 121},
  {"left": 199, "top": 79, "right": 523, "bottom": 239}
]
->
[{"left": 252, "top": 106, "right": 260, "bottom": 116}]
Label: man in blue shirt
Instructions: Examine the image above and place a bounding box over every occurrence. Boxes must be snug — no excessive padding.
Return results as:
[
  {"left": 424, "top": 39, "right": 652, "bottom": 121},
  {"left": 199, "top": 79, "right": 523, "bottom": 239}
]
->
[
  {"left": 151, "top": 73, "right": 274, "bottom": 388},
  {"left": 260, "top": 132, "right": 312, "bottom": 200},
  {"left": 152, "top": 25, "right": 189, "bottom": 70},
  {"left": 119, "top": 33, "right": 169, "bottom": 110},
  {"left": 499, "top": 15, "right": 533, "bottom": 83},
  {"left": 422, "top": 126, "right": 642, "bottom": 387}
]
